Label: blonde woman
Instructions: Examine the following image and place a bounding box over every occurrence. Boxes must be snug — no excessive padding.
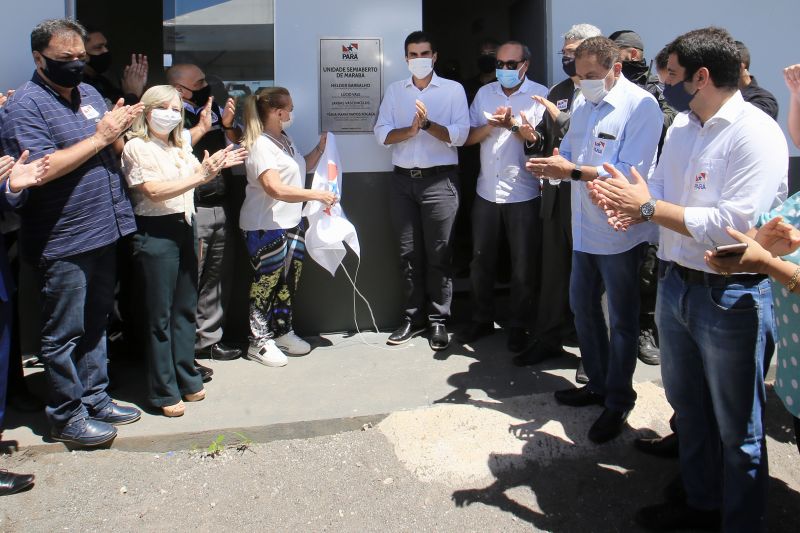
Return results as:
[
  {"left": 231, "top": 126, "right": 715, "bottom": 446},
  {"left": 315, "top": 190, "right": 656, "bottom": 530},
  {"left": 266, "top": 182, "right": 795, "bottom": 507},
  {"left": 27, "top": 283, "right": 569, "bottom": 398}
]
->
[
  {"left": 122, "top": 85, "right": 246, "bottom": 416},
  {"left": 240, "top": 87, "right": 335, "bottom": 367}
]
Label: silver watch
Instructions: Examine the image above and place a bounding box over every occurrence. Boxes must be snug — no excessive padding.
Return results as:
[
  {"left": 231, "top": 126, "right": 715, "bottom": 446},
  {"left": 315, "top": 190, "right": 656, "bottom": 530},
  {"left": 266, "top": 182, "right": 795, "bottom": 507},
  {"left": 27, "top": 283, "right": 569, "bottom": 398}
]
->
[{"left": 640, "top": 198, "right": 657, "bottom": 221}]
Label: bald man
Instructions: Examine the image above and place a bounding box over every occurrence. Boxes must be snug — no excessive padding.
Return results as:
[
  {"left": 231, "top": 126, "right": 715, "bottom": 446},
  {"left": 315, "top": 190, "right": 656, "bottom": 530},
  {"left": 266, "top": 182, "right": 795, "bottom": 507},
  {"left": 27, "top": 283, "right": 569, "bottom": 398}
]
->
[{"left": 167, "top": 64, "right": 243, "bottom": 370}]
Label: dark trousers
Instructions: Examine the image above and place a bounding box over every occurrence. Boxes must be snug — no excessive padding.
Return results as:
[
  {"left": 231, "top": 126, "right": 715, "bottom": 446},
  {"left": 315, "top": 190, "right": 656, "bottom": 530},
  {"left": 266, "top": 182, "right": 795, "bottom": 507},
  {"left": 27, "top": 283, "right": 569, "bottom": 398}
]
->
[
  {"left": 195, "top": 205, "right": 232, "bottom": 351},
  {"left": 470, "top": 195, "right": 540, "bottom": 327},
  {"left": 534, "top": 181, "right": 575, "bottom": 347},
  {"left": 132, "top": 215, "right": 203, "bottom": 408},
  {"left": 0, "top": 290, "right": 9, "bottom": 429},
  {"left": 570, "top": 244, "right": 647, "bottom": 411},
  {"left": 640, "top": 243, "right": 659, "bottom": 332},
  {"left": 36, "top": 244, "right": 116, "bottom": 429},
  {"left": 389, "top": 171, "right": 459, "bottom": 325}
]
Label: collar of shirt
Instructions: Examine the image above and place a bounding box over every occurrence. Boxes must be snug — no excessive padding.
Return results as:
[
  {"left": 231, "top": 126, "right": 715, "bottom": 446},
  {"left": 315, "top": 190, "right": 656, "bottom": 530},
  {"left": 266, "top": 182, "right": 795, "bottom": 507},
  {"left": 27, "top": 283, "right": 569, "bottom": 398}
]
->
[
  {"left": 404, "top": 72, "right": 443, "bottom": 90},
  {"left": 490, "top": 77, "right": 536, "bottom": 98},
  {"left": 587, "top": 73, "right": 631, "bottom": 111},
  {"left": 31, "top": 70, "right": 84, "bottom": 110},
  {"left": 687, "top": 90, "right": 743, "bottom": 129}
]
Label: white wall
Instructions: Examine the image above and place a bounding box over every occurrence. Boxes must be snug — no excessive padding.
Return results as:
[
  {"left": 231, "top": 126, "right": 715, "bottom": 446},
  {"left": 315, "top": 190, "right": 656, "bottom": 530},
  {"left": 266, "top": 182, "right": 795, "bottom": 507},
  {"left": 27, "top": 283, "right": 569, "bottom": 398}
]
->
[
  {"left": 0, "top": 0, "right": 66, "bottom": 90},
  {"left": 275, "top": 0, "right": 422, "bottom": 172},
  {"left": 548, "top": 0, "right": 799, "bottom": 155}
]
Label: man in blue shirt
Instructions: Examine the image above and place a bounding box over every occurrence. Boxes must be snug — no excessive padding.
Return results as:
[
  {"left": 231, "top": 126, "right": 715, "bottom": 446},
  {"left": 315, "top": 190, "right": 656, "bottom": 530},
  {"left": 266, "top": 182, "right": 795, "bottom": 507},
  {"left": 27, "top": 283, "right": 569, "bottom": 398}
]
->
[
  {"left": 527, "top": 36, "right": 662, "bottom": 444},
  {"left": 0, "top": 19, "right": 144, "bottom": 447}
]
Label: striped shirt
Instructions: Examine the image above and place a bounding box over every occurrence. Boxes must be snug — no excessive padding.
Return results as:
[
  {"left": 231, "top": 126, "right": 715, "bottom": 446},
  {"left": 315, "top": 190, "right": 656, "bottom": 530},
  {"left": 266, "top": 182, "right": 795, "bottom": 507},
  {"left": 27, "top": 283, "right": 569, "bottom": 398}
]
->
[{"left": 0, "top": 72, "right": 135, "bottom": 261}]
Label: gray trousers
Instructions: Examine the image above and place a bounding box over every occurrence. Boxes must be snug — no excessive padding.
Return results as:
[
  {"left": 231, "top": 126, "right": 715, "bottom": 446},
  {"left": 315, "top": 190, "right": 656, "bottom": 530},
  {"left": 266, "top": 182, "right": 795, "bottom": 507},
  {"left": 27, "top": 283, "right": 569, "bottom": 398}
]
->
[
  {"left": 470, "top": 195, "right": 541, "bottom": 328},
  {"left": 195, "top": 205, "right": 232, "bottom": 351},
  {"left": 389, "top": 170, "right": 459, "bottom": 325}
]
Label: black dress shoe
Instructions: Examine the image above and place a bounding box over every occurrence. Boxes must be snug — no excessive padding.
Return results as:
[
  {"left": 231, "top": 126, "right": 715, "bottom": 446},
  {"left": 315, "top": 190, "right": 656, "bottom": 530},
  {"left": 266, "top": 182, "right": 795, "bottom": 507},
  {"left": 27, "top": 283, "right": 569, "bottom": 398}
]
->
[
  {"left": 455, "top": 322, "right": 494, "bottom": 344},
  {"left": 386, "top": 319, "right": 425, "bottom": 345},
  {"left": 51, "top": 418, "right": 117, "bottom": 447},
  {"left": 575, "top": 360, "right": 589, "bottom": 384},
  {"left": 0, "top": 471, "right": 35, "bottom": 496},
  {"left": 554, "top": 385, "right": 605, "bottom": 407},
  {"left": 195, "top": 361, "right": 214, "bottom": 382},
  {"left": 588, "top": 407, "right": 630, "bottom": 444},
  {"left": 513, "top": 340, "right": 566, "bottom": 367},
  {"left": 634, "top": 432, "right": 679, "bottom": 458},
  {"left": 635, "top": 500, "right": 721, "bottom": 531},
  {"left": 90, "top": 402, "right": 141, "bottom": 425},
  {"left": 506, "top": 327, "right": 529, "bottom": 352},
  {"left": 638, "top": 328, "right": 661, "bottom": 365},
  {"left": 206, "top": 342, "right": 242, "bottom": 361},
  {"left": 429, "top": 323, "right": 450, "bottom": 351}
]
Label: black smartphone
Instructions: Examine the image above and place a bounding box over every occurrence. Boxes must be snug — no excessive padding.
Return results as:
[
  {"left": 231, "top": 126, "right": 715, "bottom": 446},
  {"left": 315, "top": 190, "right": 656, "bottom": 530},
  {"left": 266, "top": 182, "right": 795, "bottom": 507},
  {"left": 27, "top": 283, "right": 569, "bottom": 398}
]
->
[
  {"left": 713, "top": 243, "right": 748, "bottom": 257},
  {"left": 598, "top": 132, "right": 617, "bottom": 140}
]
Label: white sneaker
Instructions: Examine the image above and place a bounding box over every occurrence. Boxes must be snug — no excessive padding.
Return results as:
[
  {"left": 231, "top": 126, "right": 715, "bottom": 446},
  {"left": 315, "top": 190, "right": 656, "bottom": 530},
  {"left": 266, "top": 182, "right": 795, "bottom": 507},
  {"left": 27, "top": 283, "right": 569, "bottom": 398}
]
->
[
  {"left": 246, "top": 340, "right": 288, "bottom": 367},
  {"left": 274, "top": 330, "right": 311, "bottom": 356}
]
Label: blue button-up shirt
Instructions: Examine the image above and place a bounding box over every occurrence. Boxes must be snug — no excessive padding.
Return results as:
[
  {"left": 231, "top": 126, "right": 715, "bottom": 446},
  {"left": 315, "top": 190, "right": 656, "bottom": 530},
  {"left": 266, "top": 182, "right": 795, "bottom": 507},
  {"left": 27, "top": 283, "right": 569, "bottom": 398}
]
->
[
  {"left": 560, "top": 74, "right": 662, "bottom": 255},
  {"left": 0, "top": 72, "right": 135, "bottom": 262}
]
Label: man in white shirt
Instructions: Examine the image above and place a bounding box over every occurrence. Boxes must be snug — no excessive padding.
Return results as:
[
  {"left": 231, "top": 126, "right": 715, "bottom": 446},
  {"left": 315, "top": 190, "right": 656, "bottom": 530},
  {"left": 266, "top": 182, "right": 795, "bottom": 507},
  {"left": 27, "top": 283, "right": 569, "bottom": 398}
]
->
[
  {"left": 527, "top": 37, "right": 662, "bottom": 444},
  {"left": 591, "top": 27, "right": 787, "bottom": 533},
  {"left": 374, "top": 31, "right": 469, "bottom": 350},
  {"left": 457, "top": 41, "right": 547, "bottom": 352}
]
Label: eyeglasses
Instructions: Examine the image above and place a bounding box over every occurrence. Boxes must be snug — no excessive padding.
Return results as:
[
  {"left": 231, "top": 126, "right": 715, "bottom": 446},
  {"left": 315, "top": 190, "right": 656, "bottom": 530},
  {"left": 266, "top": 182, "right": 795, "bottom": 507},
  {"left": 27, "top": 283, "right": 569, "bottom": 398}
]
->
[{"left": 495, "top": 59, "right": 524, "bottom": 70}]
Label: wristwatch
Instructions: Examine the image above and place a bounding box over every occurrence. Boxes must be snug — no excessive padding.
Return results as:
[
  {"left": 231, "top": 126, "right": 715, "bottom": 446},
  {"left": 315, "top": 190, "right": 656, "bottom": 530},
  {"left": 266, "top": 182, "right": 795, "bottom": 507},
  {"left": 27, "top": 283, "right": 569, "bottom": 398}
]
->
[
  {"left": 509, "top": 122, "right": 520, "bottom": 133},
  {"left": 640, "top": 198, "right": 657, "bottom": 221},
  {"left": 570, "top": 164, "right": 583, "bottom": 181},
  {"left": 420, "top": 119, "right": 432, "bottom": 130}
]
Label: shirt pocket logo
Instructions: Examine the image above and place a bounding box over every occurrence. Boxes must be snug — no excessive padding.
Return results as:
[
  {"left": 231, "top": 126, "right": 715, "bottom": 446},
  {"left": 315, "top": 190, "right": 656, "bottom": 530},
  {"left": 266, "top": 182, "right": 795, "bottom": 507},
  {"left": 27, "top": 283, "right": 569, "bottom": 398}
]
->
[
  {"left": 593, "top": 139, "right": 606, "bottom": 155},
  {"left": 694, "top": 171, "right": 708, "bottom": 190}
]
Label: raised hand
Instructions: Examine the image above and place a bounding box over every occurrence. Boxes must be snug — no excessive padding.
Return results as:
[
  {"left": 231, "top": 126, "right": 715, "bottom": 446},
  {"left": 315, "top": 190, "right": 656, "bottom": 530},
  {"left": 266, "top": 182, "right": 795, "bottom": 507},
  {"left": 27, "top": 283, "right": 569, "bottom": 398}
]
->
[
  {"left": 199, "top": 97, "right": 214, "bottom": 132},
  {"left": 0, "top": 155, "right": 14, "bottom": 180},
  {"left": 526, "top": 147, "right": 572, "bottom": 179},
  {"left": 590, "top": 163, "right": 651, "bottom": 217},
  {"left": 784, "top": 64, "right": 800, "bottom": 97},
  {"left": 2, "top": 151, "right": 50, "bottom": 192},
  {"left": 317, "top": 132, "right": 328, "bottom": 154},
  {"left": 95, "top": 99, "right": 145, "bottom": 145},
  {"left": 532, "top": 94, "right": 559, "bottom": 120},
  {"left": 221, "top": 97, "right": 236, "bottom": 128},
  {"left": 415, "top": 99, "right": 428, "bottom": 124},
  {"left": 753, "top": 216, "right": 800, "bottom": 257},
  {"left": 518, "top": 112, "right": 537, "bottom": 142},
  {"left": 122, "top": 54, "right": 148, "bottom": 97},
  {"left": 0, "top": 89, "right": 14, "bottom": 109},
  {"left": 221, "top": 146, "right": 248, "bottom": 169}
]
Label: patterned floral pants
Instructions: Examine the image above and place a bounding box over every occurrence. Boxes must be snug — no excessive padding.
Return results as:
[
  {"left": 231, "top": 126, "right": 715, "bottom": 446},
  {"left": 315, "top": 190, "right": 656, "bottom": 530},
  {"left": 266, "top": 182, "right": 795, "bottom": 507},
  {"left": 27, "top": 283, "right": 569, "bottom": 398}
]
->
[{"left": 243, "top": 224, "right": 304, "bottom": 344}]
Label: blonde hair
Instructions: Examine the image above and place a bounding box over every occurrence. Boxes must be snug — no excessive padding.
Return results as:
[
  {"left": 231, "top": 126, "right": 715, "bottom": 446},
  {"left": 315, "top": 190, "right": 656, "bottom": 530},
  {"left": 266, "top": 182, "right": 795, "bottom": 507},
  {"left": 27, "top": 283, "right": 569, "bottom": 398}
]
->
[
  {"left": 127, "top": 85, "right": 185, "bottom": 147},
  {"left": 241, "top": 86, "right": 290, "bottom": 149}
]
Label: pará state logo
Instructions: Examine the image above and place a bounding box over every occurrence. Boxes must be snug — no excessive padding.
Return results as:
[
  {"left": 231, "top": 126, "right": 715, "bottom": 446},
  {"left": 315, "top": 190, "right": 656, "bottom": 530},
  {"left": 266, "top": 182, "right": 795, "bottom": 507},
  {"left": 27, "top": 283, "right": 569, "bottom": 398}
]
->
[
  {"left": 342, "top": 43, "right": 359, "bottom": 60},
  {"left": 694, "top": 171, "right": 708, "bottom": 190},
  {"left": 593, "top": 139, "right": 606, "bottom": 155}
]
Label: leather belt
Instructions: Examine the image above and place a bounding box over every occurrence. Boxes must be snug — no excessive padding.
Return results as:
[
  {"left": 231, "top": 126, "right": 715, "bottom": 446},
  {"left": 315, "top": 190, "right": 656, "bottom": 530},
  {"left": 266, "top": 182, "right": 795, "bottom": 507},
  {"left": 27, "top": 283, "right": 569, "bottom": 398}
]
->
[
  {"left": 660, "top": 260, "right": 767, "bottom": 287},
  {"left": 394, "top": 165, "right": 457, "bottom": 178}
]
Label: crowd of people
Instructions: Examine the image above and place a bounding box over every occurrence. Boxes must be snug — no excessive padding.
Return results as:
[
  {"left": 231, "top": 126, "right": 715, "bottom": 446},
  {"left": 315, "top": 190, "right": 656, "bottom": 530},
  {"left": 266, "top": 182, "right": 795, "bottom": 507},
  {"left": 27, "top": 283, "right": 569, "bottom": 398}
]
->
[{"left": 0, "top": 15, "right": 798, "bottom": 533}]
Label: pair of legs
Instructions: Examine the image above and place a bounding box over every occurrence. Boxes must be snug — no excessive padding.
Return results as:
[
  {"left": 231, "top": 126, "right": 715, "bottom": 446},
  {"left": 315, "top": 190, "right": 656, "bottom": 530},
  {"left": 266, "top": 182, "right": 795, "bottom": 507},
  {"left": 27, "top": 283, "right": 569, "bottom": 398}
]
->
[
  {"left": 469, "top": 196, "right": 540, "bottom": 329},
  {"left": 389, "top": 171, "right": 459, "bottom": 326},
  {"left": 244, "top": 224, "right": 304, "bottom": 344},
  {"left": 132, "top": 215, "right": 203, "bottom": 408},
  {"left": 569, "top": 244, "right": 646, "bottom": 412},
  {"left": 195, "top": 205, "right": 233, "bottom": 351},
  {"left": 656, "top": 262, "right": 774, "bottom": 532}
]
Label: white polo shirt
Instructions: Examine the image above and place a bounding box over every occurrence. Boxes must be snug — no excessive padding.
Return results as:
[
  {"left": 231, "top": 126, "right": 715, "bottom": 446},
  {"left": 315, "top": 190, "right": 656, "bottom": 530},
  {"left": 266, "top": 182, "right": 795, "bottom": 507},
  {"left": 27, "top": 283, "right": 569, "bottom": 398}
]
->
[
  {"left": 469, "top": 78, "right": 548, "bottom": 203},
  {"left": 560, "top": 74, "right": 663, "bottom": 255},
  {"left": 374, "top": 73, "right": 469, "bottom": 168},
  {"left": 241, "top": 134, "right": 306, "bottom": 231},
  {"left": 651, "top": 91, "right": 788, "bottom": 273}
]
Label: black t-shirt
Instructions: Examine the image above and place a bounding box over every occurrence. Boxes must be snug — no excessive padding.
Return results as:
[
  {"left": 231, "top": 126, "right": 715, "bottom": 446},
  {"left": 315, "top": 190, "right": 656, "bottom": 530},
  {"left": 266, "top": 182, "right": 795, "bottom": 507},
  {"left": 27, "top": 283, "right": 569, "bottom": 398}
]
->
[{"left": 183, "top": 101, "right": 230, "bottom": 204}]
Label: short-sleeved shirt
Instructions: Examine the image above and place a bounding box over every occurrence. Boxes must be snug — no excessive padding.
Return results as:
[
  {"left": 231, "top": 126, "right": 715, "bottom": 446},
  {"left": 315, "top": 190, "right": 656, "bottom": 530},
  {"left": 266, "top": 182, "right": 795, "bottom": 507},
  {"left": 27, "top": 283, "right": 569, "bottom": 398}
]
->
[
  {"left": 122, "top": 130, "right": 198, "bottom": 223},
  {"left": 0, "top": 72, "right": 135, "bottom": 262},
  {"left": 241, "top": 134, "right": 306, "bottom": 231},
  {"left": 757, "top": 194, "right": 800, "bottom": 418},
  {"left": 469, "top": 79, "right": 548, "bottom": 203}
]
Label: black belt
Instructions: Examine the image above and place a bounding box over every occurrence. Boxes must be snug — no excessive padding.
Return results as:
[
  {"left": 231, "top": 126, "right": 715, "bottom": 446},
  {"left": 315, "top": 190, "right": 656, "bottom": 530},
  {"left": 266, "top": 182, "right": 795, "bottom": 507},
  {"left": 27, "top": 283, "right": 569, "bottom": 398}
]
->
[
  {"left": 660, "top": 260, "right": 767, "bottom": 287},
  {"left": 394, "top": 165, "right": 457, "bottom": 178}
]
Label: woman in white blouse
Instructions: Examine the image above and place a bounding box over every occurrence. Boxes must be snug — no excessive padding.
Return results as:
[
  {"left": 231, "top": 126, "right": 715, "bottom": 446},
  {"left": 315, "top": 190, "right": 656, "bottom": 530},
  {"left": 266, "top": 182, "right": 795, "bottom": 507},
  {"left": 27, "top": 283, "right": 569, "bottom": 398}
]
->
[
  {"left": 122, "top": 85, "right": 246, "bottom": 417},
  {"left": 240, "top": 87, "right": 336, "bottom": 367}
]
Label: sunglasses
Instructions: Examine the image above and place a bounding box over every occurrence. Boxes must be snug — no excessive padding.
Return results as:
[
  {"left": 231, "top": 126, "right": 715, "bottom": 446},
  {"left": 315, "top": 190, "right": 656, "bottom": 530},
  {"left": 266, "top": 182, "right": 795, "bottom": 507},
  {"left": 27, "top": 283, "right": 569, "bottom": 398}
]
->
[{"left": 495, "top": 59, "right": 525, "bottom": 70}]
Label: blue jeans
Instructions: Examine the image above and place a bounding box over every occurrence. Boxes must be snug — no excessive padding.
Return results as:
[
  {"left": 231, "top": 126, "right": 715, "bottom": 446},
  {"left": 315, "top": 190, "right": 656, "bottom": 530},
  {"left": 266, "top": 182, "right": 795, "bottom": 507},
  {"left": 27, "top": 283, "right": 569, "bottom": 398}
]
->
[
  {"left": 36, "top": 244, "right": 116, "bottom": 429},
  {"left": 656, "top": 262, "right": 774, "bottom": 532},
  {"left": 570, "top": 244, "right": 646, "bottom": 411}
]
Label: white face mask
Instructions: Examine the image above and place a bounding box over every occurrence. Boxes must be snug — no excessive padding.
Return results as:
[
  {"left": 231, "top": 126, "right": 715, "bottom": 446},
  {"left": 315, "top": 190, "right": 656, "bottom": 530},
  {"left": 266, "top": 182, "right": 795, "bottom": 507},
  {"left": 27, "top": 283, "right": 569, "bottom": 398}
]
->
[
  {"left": 281, "top": 110, "right": 294, "bottom": 130},
  {"left": 149, "top": 108, "right": 183, "bottom": 135},
  {"left": 580, "top": 69, "right": 615, "bottom": 104},
  {"left": 408, "top": 57, "right": 433, "bottom": 79}
]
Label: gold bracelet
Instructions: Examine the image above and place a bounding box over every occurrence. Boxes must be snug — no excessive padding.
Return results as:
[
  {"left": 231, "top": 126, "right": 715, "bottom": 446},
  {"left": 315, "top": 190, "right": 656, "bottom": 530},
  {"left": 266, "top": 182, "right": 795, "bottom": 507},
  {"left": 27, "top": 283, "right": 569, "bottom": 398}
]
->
[{"left": 787, "top": 265, "right": 800, "bottom": 293}]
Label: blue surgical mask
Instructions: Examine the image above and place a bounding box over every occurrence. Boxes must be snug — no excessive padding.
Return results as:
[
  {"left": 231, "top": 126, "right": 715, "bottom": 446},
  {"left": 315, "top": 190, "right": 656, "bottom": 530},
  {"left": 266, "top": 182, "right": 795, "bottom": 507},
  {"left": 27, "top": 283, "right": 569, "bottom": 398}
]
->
[
  {"left": 663, "top": 79, "right": 697, "bottom": 112},
  {"left": 495, "top": 67, "right": 522, "bottom": 89}
]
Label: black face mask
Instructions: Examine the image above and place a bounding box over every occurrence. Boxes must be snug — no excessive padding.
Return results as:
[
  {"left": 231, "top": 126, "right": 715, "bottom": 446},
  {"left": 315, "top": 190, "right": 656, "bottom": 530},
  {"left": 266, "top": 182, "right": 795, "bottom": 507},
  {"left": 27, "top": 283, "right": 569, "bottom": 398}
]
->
[
  {"left": 41, "top": 55, "right": 85, "bottom": 88},
  {"left": 562, "top": 56, "right": 577, "bottom": 78},
  {"left": 621, "top": 59, "right": 649, "bottom": 83},
  {"left": 189, "top": 84, "right": 211, "bottom": 104},
  {"left": 88, "top": 51, "right": 112, "bottom": 74},
  {"left": 477, "top": 54, "right": 496, "bottom": 74}
]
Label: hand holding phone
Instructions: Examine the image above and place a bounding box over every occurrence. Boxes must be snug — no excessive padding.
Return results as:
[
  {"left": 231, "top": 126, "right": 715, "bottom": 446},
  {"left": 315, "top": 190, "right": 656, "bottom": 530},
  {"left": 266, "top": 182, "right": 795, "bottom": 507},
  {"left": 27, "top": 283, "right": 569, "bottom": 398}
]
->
[{"left": 712, "top": 242, "right": 748, "bottom": 257}]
